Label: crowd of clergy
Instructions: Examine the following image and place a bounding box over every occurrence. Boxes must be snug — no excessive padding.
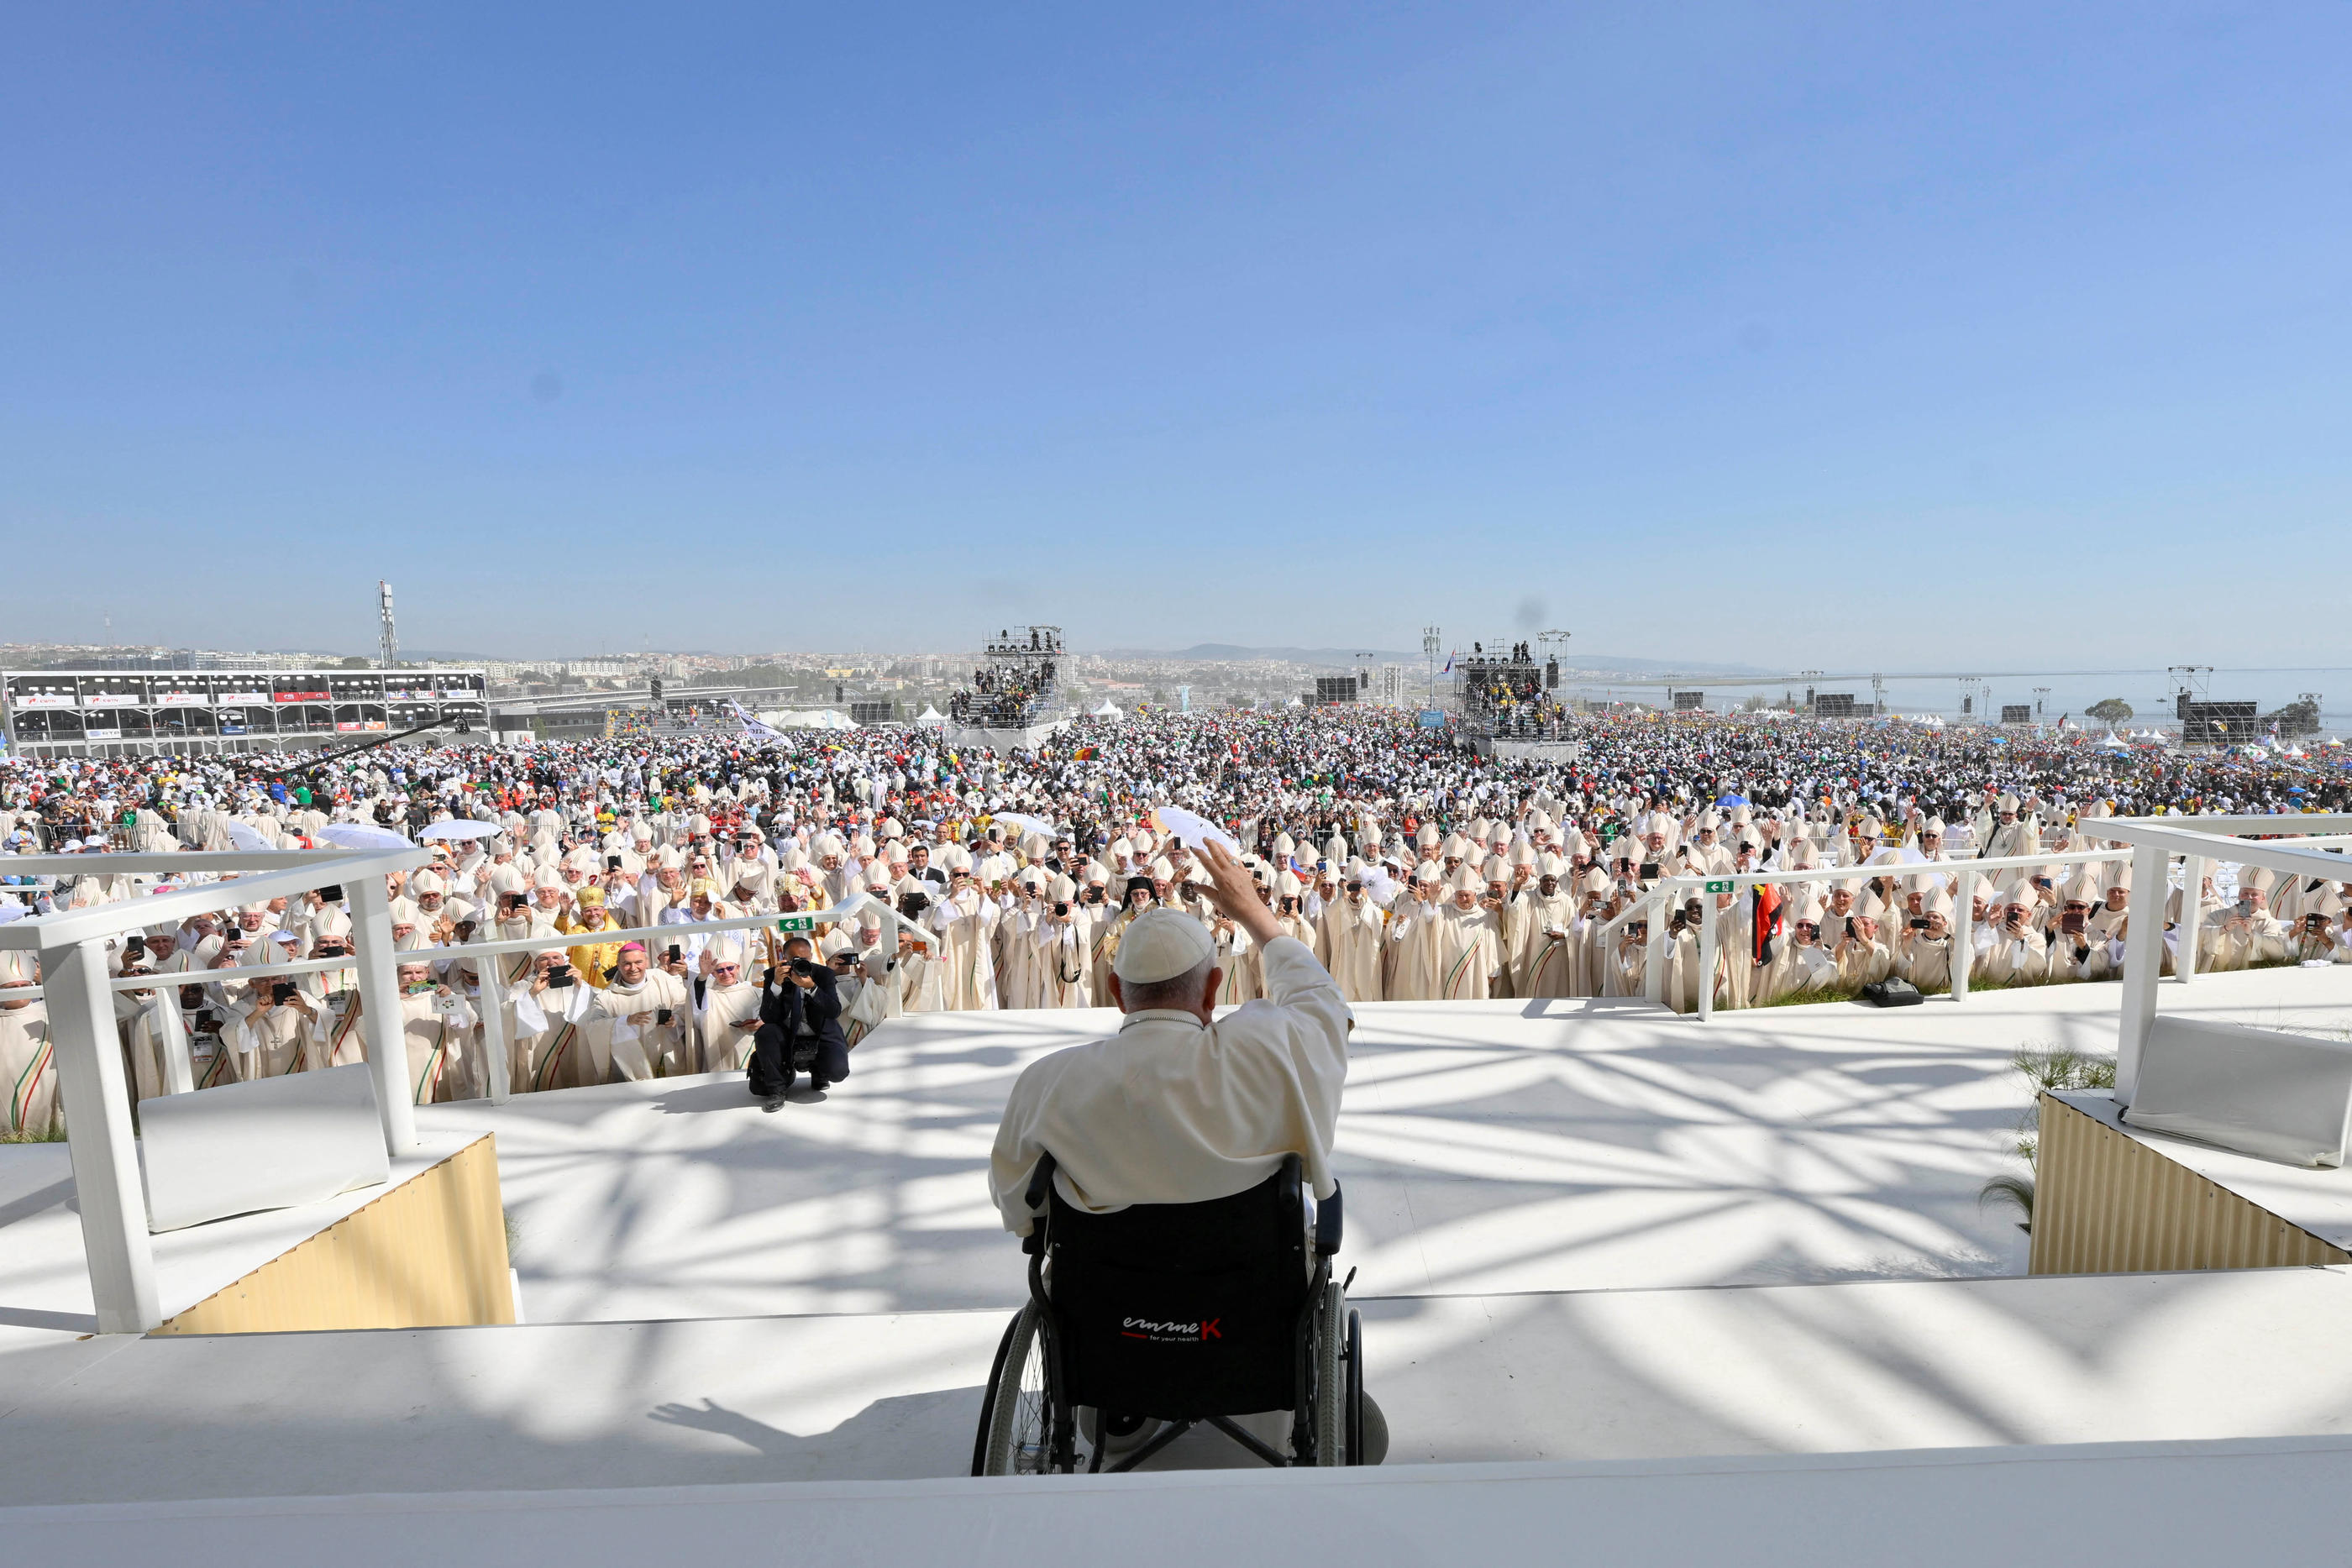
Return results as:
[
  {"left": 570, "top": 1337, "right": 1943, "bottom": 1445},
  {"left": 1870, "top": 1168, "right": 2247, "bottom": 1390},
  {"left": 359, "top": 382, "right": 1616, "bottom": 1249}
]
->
[{"left": 4, "top": 708, "right": 2350, "bottom": 1136}]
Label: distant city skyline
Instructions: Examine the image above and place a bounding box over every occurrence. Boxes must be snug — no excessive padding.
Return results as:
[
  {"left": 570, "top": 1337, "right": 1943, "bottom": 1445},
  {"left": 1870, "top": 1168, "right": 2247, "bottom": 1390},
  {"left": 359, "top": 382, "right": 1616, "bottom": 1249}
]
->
[{"left": 4, "top": 6, "right": 2348, "bottom": 666}]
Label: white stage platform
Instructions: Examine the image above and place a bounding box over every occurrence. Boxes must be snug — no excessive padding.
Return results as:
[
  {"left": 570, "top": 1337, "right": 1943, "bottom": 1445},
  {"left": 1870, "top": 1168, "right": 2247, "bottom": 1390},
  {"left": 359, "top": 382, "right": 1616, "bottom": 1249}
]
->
[
  {"left": 9, "top": 1266, "right": 2352, "bottom": 1505},
  {"left": 5, "top": 963, "right": 2352, "bottom": 1541},
  {"left": 422, "top": 965, "right": 2352, "bottom": 1325},
  {"left": 0, "top": 1130, "right": 482, "bottom": 1398},
  {"left": 18, "top": 1435, "right": 2352, "bottom": 1568},
  {"left": 2056, "top": 1087, "right": 2352, "bottom": 1252}
]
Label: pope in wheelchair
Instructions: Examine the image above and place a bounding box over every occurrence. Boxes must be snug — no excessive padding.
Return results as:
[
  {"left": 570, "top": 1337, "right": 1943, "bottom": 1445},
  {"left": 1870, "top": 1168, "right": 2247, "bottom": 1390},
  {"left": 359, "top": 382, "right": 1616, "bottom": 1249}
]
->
[{"left": 975, "top": 840, "right": 1384, "bottom": 1474}]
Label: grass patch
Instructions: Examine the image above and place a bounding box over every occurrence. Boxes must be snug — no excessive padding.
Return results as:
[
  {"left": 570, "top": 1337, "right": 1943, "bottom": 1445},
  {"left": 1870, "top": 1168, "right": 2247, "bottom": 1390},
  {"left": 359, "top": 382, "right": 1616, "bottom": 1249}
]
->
[
  {"left": 1980, "top": 1041, "right": 2118, "bottom": 1229},
  {"left": 2011, "top": 1041, "right": 2118, "bottom": 1095},
  {"left": 1979, "top": 1172, "right": 2036, "bottom": 1227},
  {"left": 1747, "top": 969, "right": 2125, "bottom": 1010},
  {"left": 1, "top": 1124, "right": 69, "bottom": 1144},
  {"left": 1754, "top": 983, "right": 1867, "bottom": 1008}
]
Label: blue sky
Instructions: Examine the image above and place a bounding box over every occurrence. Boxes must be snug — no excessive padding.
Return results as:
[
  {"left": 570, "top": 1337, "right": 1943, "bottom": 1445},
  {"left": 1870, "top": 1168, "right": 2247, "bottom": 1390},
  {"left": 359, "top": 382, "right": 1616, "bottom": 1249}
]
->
[{"left": 4, "top": 4, "right": 2347, "bottom": 666}]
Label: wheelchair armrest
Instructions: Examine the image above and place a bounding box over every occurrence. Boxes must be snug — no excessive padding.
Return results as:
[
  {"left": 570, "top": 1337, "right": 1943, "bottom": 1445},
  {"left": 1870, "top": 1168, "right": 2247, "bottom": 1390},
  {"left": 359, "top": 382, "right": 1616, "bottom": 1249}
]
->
[
  {"left": 1315, "top": 1180, "right": 1343, "bottom": 1256},
  {"left": 1024, "top": 1152, "right": 1058, "bottom": 1219}
]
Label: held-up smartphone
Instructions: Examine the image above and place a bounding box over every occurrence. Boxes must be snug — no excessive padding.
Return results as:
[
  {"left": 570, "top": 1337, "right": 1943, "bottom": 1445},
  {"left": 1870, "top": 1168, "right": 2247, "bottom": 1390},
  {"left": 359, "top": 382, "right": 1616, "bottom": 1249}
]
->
[
  {"left": 503, "top": 892, "right": 528, "bottom": 910},
  {"left": 2061, "top": 911, "right": 2086, "bottom": 934},
  {"left": 318, "top": 884, "right": 344, "bottom": 902},
  {"left": 655, "top": 1007, "right": 675, "bottom": 1025},
  {"left": 1910, "top": 917, "right": 1930, "bottom": 931},
  {"left": 272, "top": 981, "right": 298, "bottom": 1004},
  {"left": 1639, "top": 862, "right": 1661, "bottom": 880},
  {"left": 196, "top": 1008, "right": 220, "bottom": 1030},
  {"left": 1626, "top": 921, "right": 1647, "bottom": 939},
  {"left": 123, "top": 935, "right": 146, "bottom": 957},
  {"left": 666, "top": 944, "right": 682, "bottom": 964},
  {"left": 607, "top": 855, "right": 623, "bottom": 871},
  {"left": 548, "top": 962, "right": 575, "bottom": 989}
]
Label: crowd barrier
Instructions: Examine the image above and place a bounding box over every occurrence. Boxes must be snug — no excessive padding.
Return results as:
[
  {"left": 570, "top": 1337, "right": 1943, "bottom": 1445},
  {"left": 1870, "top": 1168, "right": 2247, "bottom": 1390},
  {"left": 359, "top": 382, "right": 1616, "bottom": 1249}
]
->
[
  {"left": 0, "top": 845, "right": 928, "bottom": 1332},
  {"left": 1593, "top": 831, "right": 2352, "bottom": 1020}
]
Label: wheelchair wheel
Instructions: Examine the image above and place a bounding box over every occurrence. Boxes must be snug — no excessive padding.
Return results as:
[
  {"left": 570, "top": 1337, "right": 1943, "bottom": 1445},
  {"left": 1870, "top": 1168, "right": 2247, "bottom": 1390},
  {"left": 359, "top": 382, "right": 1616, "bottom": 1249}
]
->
[
  {"left": 1345, "top": 1306, "right": 1364, "bottom": 1465},
  {"left": 975, "top": 1302, "right": 1064, "bottom": 1476},
  {"left": 1312, "top": 1279, "right": 1347, "bottom": 1466}
]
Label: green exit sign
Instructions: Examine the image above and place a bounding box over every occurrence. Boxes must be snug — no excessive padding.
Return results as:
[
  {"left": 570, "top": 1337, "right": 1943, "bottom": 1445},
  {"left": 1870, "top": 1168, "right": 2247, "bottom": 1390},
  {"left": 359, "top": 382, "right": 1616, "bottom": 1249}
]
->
[
  {"left": 1703, "top": 879, "right": 1735, "bottom": 894},
  {"left": 775, "top": 914, "right": 817, "bottom": 933}
]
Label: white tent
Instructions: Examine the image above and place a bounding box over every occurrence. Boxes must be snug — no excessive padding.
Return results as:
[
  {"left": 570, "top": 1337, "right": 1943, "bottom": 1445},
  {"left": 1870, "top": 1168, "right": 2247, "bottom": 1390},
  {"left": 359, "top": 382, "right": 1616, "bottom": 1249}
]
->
[
  {"left": 915, "top": 705, "right": 947, "bottom": 726},
  {"left": 1091, "top": 700, "right": 1124, "bottom": 719},
  {"left": 771, "top": 709, "right": 855, "bottom": 731},
  {"left": 2101, "top": 731, "right": 2131, "bottom": 749}
]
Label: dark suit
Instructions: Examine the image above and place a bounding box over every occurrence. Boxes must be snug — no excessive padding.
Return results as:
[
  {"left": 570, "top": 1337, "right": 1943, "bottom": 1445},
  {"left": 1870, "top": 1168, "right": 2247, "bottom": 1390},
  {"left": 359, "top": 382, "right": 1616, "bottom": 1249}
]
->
[{"left": 748, "top": 963, "right": 851, "bottom": 1098}]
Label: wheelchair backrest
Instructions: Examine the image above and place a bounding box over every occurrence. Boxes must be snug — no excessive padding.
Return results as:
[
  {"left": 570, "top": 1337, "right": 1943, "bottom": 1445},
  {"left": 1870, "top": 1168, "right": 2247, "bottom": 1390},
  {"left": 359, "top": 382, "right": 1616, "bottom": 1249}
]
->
[{"left": 1038, "top": 1155, "right": 1312, "bottom": 1419}]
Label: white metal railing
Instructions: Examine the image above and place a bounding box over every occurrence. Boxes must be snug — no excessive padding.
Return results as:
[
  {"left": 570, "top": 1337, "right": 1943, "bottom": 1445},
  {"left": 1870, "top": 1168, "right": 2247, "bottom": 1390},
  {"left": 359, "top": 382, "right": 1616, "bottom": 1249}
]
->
[
  {"left": 1625, "top": 823, "right": 2351, "bottom": 1028},
  {"left": 2089, "top": 815, "right": 2352, "bottom": 1101},
  {"left": 0, "top": 846, "right": 428, "bottom": 1333},
  {"left": 1630, "top": 848, "right": 2134, "bottom": 1018},
  {"left": 0, "top": 841, "right": 938, "bottom": 1335},
  {"left": 11, "top": 897, "right": 938, "bottom": 1106}
]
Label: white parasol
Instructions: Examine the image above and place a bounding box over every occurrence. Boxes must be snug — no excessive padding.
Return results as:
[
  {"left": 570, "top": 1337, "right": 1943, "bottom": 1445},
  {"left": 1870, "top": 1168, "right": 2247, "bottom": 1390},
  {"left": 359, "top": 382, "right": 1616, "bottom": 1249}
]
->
[
  {"left": 317, "top": 824, "right": 417, "bottom": 851},
  {"left": 418, "top": 818, "right": 500, "bottom": 842},
  {"left": 1151, "top": 804, "right": 1242, "bottom": 857}
]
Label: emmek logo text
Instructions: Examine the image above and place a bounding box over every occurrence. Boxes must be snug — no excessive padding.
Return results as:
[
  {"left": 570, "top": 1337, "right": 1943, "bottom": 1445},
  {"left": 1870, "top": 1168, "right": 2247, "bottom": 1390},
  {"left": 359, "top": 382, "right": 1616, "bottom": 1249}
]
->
[{"left": 1121, "top": 1316, "right": 1221, "bottom": 1340}]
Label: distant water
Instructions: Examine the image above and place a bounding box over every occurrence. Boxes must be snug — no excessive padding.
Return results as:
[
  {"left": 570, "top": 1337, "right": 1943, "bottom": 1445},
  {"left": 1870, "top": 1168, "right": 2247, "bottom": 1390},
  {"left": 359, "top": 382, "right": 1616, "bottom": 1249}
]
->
[{"left": 1555, "top": 666, "right": 2352, "bottom": 736}]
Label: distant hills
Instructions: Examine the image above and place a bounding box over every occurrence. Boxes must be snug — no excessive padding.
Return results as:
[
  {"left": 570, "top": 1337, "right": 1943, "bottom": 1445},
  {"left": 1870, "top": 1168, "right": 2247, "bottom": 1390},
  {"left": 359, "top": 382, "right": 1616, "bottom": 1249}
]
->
[{"left": 1095, "top": 643, "right": 1771, "bottom": 675}]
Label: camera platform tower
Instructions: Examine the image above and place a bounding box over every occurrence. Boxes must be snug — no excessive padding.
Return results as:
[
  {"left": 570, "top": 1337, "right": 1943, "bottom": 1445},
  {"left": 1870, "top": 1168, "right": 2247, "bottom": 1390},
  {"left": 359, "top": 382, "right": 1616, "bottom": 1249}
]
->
[
  {"left": 1455, "top": 638, "right": 1579, "bottom": 761},
  {"left": 944, "top": 625, "right": 1073, "bottom": 753}
]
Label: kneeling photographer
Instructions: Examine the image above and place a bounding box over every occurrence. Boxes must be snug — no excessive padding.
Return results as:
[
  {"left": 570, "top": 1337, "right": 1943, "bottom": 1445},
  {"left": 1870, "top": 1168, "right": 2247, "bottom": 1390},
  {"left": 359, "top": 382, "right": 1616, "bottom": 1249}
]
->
[{"left": 750, "top": 934, "right": 849, "bottom": 1110}]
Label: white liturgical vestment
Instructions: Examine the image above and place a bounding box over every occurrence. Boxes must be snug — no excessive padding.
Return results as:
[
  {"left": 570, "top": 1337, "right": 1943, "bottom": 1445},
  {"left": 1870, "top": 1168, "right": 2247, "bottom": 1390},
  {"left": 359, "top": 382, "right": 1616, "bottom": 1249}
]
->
[{"left": 988, "top": 936, "right": 1352, "bottom": 1235}]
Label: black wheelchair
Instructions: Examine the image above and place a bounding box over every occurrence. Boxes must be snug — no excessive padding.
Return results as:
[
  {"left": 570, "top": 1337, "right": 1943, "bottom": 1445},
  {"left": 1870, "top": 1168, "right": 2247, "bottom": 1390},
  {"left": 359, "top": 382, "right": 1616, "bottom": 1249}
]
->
[{"left": 972, "top": 1151, "right": 1373, "bottom": 1474}]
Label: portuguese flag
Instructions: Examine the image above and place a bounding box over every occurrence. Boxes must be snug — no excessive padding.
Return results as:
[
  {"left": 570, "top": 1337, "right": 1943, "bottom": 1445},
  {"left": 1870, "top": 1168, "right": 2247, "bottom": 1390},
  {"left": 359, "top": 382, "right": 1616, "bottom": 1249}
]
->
[{"left": 1752, "top": 884, "right": 1784, "bottom": 966}]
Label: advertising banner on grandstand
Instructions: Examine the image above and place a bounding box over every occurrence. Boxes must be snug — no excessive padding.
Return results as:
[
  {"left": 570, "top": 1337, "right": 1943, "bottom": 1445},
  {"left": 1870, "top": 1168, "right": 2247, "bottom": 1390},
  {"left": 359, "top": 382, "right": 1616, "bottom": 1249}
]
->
[
  {"left": 1417, "top": 709, "right": 1447, "bottom": 728},
  {"left": 5, "top": 676, "right": 78, "bottom": 709}
]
